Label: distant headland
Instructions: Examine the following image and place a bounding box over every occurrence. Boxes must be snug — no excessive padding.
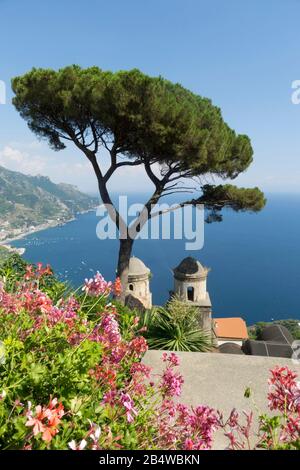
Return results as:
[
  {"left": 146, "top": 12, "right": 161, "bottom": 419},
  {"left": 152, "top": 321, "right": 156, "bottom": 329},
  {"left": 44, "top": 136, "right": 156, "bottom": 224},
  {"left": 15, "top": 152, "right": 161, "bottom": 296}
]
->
[{"left": 0, "top": 164, "right": 98, "bottom": 244}]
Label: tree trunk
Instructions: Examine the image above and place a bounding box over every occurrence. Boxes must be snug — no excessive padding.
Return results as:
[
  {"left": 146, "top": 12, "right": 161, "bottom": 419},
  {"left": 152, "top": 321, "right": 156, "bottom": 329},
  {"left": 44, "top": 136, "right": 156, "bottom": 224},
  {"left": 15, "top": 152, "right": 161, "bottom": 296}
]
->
[{"left": 117, "top": 238, "right": 134, "bottom": 302}]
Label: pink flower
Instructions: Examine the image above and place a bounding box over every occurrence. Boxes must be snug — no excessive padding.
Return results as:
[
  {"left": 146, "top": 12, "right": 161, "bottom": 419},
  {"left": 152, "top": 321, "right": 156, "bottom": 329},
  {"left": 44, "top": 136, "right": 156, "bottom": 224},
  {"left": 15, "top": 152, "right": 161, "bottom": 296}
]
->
[
  {"left": 183, "top": 438, "right": 194, "bottom": 450},
  {"left": 24, "top": 265, "right": 35, "bottom": 281},
  {"left": 21, "top": 288, "right": 53, "bottom": 315},
  {"left": 120, "top": 392, "right": 138, "bottom": 423},
  {"left": 130, "top": 362, "right": 152, "bottom": 378},
  {"left": 100, "top": 313, "right": 121, "bottom": 344},
  {"left": 89, "top": 422, "right": 101, "bottom": 443},
  {"left": 228, "top": 408, "right": 239, "bottom": 428},
  {"left": 102, "top": 390, "right": 117, "bottom": 406},
  {"left": 83, "top": 272, "right": 112, "bottom": 297},
  {"left": 90, "top": 365, "right": 117, "bottom": 388},
  {"left": 26, "top": 405, "right": 46, "bottom": 437},
  {"left": 161, "top": 399, "right": 177, "bottom": 417},
  {"left": 189, "top": 405, "right": 219, "bottom": 444},
  {"left": 129, "top": 337, "right": 148, "bottom": 357},
  {"left": 160, "top": 368, "right": 184, "bottom": 398},
  {"left": 176, "top": 403, "right": 190, "bottom": 425},
  {"left": 110, "top": 344, "right": 128, "bottom": 364},
  {"left": 24, "top": 263, "right": 52, "bottom": 281},
  {"left": 89, "top": 311, "right": 122, "bottom": 347},
  {"left": 224, "top": 431, "right": 238, "bottom": 449},
  {"left": 68, "top": 332, "right": 86, "bottom": 345},
  {"left": 162, "top": 352, "right": 180, "bottom": 367},
  {"left": 268, "top": 366, "right": 300, "bottom": 413},
  {"left": 68, "top": 439, "right": 87, "bottom": 450}
]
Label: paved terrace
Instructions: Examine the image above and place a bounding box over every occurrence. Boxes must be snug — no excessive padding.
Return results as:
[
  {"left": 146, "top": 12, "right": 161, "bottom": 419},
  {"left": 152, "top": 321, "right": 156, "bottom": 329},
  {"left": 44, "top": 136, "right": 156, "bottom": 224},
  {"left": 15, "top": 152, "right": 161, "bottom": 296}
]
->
[{"left": 144, "top": 351, "right": 300, "bottom": 449}]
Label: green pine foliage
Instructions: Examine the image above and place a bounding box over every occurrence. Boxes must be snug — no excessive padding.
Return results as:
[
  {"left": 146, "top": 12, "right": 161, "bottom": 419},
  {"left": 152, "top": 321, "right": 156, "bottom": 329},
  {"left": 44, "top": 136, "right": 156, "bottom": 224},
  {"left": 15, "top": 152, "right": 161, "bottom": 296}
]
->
[{"left": 11, "top": 66, "right": 265, "bottom": 278}]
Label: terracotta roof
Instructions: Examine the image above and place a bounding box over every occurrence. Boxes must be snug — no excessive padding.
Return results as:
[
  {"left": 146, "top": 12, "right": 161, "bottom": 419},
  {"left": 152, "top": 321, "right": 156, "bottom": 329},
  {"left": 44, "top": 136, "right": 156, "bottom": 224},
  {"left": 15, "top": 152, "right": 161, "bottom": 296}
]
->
[{"left": 214, "top": 317, "right": 248, "bottom": 340}]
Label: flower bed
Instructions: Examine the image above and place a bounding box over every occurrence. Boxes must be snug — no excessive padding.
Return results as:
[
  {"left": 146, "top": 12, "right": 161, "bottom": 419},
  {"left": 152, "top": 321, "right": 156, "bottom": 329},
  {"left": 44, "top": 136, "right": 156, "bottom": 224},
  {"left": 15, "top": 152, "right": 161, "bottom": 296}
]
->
[{"left": 0, "top": 263, "right": 299, "bottom": 450}]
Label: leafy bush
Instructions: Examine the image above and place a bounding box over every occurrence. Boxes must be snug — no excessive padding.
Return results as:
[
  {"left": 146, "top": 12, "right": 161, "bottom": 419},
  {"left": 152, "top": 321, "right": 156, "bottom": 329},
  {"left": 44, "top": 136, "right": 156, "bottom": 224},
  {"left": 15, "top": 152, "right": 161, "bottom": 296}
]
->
[
  {"left": 0, "top": 266, "right": 220, "bottom": 449},
  {"left": 0, "top": 265, "right": 299, "bottom": 450},
  {"left": 0, "top": 252, "right": 28, "bottom": 282},
  {"left": 0, "top": 247, "right": 10, "bottom": 265},
  {"left": 140, "top": 297, "right": 213, "bottom": 352}
]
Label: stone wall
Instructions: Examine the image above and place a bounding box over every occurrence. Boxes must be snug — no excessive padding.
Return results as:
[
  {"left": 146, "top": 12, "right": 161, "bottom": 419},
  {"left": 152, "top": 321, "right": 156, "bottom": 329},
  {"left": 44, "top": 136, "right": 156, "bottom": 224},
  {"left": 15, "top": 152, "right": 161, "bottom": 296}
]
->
[{"left": 144, "top": 350, "right": 300, "bottom": 449}]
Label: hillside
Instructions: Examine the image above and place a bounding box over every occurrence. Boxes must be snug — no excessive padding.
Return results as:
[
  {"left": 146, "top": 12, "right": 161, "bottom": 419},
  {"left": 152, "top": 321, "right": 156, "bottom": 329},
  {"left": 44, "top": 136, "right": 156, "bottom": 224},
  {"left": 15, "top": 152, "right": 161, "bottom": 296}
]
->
[{"left": 0, "top": 165, "right": 98, "bottom": 241}]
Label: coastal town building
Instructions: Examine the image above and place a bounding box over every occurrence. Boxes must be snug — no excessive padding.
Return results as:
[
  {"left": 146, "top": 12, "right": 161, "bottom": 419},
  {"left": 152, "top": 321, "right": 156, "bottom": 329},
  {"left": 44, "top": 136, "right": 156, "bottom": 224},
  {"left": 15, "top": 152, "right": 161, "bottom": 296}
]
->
[{"left": 213, "top": 317, "right": 248, "bottom": 346}]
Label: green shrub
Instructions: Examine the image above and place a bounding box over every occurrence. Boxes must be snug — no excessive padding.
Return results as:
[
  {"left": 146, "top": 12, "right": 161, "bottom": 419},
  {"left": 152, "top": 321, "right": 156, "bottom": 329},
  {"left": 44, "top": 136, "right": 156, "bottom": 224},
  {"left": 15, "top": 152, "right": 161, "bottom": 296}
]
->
[
  {"left": 0, "top": 264, "right": 299, "bottom": 450},
  {"left": 141, "top": 297, "right": 213, "bottom": 352}
]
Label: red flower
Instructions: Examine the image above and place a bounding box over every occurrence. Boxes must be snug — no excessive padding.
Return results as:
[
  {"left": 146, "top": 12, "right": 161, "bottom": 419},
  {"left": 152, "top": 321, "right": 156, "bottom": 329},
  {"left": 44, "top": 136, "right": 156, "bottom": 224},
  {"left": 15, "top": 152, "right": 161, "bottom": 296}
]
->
[
  {"left": 268, "top": 366, "right": 300, "bottom": 413},
  {"left": 25, "top": 398, "right": 64, "bottom": 443},
  {"left": 113, "top": 277, "right": 122, "bottom": 297}
]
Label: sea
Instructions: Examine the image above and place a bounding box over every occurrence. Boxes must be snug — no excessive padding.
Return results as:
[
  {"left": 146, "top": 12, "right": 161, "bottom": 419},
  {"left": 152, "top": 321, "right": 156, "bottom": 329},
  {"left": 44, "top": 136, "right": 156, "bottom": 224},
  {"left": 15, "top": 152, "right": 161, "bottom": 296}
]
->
[{"left": 11, "top": 193, "right": 300, "bottom": 325}]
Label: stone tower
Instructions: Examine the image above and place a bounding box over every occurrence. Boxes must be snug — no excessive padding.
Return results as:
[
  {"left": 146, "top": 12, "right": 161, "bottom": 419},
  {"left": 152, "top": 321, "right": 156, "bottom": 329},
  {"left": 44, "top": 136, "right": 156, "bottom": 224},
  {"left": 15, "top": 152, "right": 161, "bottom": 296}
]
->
[
  {"left": 125, "top": 256, "right": 152, "bottom": 309},
  {"left": 173, "top": 257, "right": 212, "bottom": 332}
]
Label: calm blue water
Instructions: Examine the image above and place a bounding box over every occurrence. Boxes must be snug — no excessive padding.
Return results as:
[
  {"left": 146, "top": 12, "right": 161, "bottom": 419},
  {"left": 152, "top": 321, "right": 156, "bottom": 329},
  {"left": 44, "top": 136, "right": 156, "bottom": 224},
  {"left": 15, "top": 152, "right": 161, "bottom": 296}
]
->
[{"left": 11, "top": 193, "right": 300, "bottom": 325}]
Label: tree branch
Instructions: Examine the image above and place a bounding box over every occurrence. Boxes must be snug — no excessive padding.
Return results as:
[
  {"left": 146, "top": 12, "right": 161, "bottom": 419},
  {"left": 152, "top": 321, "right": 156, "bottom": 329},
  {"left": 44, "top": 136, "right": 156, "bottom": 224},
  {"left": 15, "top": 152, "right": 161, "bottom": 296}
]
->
[
  {"left": 144, "top": 159, "right": 161, "bottom": 189},
  {"left": 69, "top": 134, "right": 128, "bottom": 235},
  {"left": 89, "top": 120, "right": 99, "bottom": 154},
  {"left": 104, "top": 158, "right": 142, "bottom": 183}
]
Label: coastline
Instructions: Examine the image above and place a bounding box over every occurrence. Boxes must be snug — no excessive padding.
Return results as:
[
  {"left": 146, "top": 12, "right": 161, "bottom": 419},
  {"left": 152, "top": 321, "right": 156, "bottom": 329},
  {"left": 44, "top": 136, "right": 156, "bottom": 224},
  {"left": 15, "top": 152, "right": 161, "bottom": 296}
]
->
[
  {"left": 0, "top": 207, "right": 96, "bottom": 247},
  {"left": 0, "top": 244, "right": 26, "bottom": 256}
]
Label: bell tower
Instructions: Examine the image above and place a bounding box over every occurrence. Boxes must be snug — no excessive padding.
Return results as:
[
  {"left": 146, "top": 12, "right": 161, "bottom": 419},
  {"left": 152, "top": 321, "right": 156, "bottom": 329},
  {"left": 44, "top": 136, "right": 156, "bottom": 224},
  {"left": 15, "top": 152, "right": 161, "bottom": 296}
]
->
[
  {"left": 173, "top": 257, "right": 212, "bottom": 332},
  {"left": 125, "top": 256, "right": 152, "bottom": 309}
]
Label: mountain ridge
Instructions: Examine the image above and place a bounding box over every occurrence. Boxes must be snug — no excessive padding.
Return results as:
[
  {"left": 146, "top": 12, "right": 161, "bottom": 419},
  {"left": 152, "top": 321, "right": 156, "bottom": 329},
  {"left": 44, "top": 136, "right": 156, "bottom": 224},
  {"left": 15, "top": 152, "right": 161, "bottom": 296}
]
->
[{"left": 0, "top": 165, "right": 98, "bottom": 241}]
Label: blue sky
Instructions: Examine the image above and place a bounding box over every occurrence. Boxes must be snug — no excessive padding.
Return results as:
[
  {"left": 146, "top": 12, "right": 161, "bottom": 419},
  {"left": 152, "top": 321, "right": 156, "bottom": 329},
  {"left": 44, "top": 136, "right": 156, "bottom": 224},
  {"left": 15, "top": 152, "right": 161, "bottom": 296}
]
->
[{"left": 1, "top": 0, "right": 300, "bottom": 193}]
